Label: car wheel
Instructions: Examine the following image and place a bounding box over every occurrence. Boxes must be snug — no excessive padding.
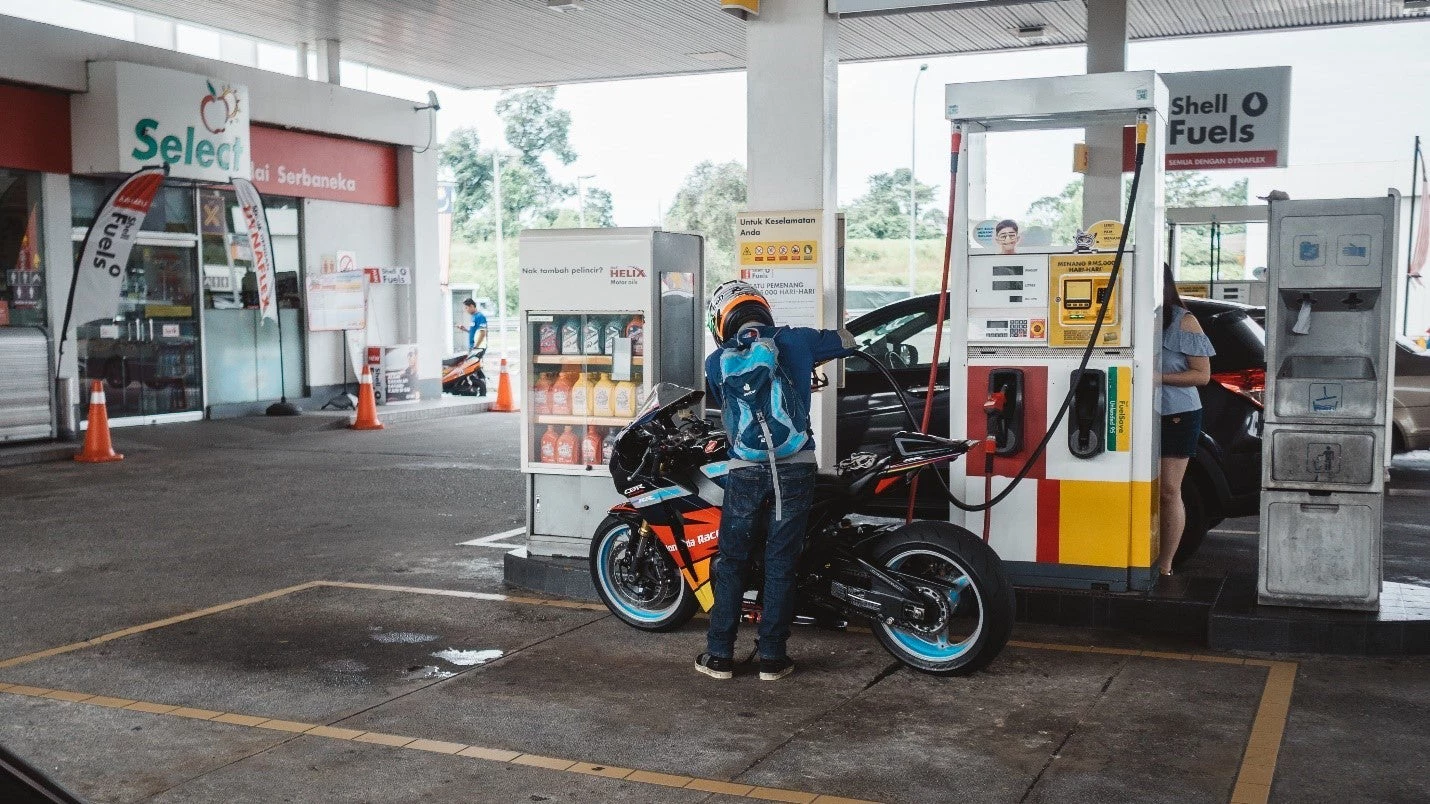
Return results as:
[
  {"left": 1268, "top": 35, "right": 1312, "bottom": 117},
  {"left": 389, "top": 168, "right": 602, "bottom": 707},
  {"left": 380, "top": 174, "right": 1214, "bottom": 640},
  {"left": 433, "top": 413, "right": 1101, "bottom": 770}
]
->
[{"left": 1173, "top": 477, "right": 1209, "bottom": 568}]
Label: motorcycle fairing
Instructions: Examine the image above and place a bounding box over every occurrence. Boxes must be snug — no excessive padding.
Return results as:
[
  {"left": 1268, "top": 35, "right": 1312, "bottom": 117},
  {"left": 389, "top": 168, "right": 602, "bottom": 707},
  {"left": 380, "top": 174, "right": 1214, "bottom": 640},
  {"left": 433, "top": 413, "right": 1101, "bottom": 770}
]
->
[{"left": 642, "top": 501, "right": 722, "bottom": 612}]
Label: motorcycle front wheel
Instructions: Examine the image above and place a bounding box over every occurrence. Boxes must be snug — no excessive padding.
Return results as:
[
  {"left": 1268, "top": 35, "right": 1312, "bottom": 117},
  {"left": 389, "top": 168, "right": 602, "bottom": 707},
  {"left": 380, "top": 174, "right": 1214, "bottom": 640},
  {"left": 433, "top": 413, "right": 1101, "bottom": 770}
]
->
[
  {"left": 870, "top": 521, "right": 1014, "bottom": 676},
  {"left": 589, "top": 516, "right": 697, "bottom": 632}
]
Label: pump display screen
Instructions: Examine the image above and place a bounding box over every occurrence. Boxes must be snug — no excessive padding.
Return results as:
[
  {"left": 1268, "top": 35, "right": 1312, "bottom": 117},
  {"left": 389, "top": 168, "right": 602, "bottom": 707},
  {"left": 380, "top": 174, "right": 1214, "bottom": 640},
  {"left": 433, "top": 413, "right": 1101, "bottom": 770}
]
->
[
  {"left": 992, "top": 265, "right": 1023, "bottom": 277},
  {"left": 1064, "top": 279, "right": 1094, "bottom": 309},
  {"left": 992, "top": 280, "right": 1023, "bottom": 291}
]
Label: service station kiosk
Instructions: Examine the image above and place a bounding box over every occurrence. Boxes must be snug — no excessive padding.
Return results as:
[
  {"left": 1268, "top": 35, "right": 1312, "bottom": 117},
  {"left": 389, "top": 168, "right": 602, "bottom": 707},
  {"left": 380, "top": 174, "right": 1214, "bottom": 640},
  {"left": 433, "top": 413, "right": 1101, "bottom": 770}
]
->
[
  {"left": 942, "top": 71, "right": 1167, "bottom": 593},
  {"left": 518, "top": 228, "right": 704, "bottom": 559}
]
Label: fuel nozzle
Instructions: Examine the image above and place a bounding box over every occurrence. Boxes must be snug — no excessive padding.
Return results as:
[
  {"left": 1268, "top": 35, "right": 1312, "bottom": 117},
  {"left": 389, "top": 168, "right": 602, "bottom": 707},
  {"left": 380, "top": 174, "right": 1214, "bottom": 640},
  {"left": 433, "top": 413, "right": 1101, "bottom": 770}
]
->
[{"left": 983, "top": 389, "right": 1009, "bottom": 449}]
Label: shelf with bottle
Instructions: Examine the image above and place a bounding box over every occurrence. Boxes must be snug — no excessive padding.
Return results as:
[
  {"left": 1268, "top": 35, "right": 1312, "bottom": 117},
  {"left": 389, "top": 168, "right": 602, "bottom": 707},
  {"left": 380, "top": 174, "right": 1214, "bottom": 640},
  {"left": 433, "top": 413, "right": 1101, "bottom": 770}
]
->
[
  {"left": 531, "top": 355, "right": 645, "bottom": 366},
  {"left": 534, "top": 421, "right": 623, "bottom": 469},
  {"left": 531, "top": 312, "right": 646, "bottom": 361},
  {"left": 535, "top": 414, "right": 632, "bottom": 427}
]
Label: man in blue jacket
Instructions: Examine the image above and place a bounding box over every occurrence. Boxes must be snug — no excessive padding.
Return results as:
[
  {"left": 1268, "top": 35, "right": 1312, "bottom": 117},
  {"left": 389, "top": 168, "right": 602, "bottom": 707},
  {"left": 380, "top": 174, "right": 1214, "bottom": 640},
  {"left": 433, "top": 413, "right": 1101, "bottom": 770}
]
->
[{"left": 697, "top": 280, "right": 855, "bottom": 681}]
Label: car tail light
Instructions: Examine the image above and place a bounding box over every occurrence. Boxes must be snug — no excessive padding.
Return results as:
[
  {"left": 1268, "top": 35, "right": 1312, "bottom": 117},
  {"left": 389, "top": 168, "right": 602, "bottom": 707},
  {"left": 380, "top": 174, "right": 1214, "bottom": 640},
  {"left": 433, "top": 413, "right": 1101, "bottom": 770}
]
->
[{"left": 1213, "top": 368, "right": 1265, "bottom": 408}]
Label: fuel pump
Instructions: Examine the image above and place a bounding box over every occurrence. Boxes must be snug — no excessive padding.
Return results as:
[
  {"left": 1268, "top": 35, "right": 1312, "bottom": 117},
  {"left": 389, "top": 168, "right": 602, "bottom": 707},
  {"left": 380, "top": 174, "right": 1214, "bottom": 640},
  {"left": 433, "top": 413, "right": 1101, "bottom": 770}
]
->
[{"left": 939, "top": 73, "right": 1169, "bottom": 592}]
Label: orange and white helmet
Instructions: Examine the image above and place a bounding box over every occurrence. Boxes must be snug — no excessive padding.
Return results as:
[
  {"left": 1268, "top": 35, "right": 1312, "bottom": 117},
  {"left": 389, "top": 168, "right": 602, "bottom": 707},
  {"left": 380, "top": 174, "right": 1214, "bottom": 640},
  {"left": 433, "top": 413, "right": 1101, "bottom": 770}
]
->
[{"left": 707, "top": 279, "right": 773, "bottom": 343}]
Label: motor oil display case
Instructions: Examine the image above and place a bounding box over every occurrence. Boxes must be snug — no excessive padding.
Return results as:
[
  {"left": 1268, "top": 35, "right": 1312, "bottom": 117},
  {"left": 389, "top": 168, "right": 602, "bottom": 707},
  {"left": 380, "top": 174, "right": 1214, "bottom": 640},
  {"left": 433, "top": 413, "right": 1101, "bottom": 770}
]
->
[
  {"left": 944, "top": 72, "right": 1168, "bottom": 592},
  {"left": 1259, "top": 196, "right": 1397, "bottom": 610},
  {"left": 518, "top": 228, "right": 703, "bottom": 558}
]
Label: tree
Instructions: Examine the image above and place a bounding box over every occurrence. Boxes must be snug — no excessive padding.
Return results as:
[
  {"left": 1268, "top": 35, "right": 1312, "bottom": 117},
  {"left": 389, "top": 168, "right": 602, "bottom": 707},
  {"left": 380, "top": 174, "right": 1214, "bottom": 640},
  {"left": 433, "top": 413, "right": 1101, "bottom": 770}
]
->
[
  {"left": 665, "top": 160, "right": 747, "bottom": 289},
  {"left": 440, "top": 88, "right": 588, "bottom": 242},
  {"left": 1024, "top": 171, "right": 1249, "bottom": 276},
  {"left": 843, "top": 169, "right": 944, "bottom": 240},
  {"left": 440, "top": 127, "right": 492, "bottom": 242}
]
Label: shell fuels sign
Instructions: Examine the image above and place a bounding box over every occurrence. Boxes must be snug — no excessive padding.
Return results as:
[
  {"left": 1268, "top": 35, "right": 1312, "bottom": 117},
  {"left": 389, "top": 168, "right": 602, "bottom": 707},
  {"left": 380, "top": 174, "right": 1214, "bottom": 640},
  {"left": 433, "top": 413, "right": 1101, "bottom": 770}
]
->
[{"left": 72, "top": 61, "right": 250, "bottom": 182}]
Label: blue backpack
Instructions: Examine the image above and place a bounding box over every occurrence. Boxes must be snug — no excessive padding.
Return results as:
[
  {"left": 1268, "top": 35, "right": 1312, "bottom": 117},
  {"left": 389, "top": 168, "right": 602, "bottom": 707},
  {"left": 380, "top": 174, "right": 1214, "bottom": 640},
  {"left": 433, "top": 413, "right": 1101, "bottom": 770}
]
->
[{"left": 718, "top": 328, "right": 809, "bottom": 464}]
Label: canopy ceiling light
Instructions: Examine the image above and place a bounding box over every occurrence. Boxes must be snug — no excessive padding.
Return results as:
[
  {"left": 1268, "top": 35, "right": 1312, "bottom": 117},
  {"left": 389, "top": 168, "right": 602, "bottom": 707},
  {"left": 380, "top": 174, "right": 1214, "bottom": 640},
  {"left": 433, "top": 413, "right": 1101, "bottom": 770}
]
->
[{"left": 546, "top": 0, "right": 584, "bottom": 12}]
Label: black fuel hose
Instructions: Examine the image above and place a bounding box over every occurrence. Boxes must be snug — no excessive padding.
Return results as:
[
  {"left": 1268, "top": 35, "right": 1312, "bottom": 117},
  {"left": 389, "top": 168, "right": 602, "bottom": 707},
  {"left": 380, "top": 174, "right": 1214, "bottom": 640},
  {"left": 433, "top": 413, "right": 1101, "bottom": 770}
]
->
[{"left": 851, "top": 117, "right": 1150, "bottom": 514}]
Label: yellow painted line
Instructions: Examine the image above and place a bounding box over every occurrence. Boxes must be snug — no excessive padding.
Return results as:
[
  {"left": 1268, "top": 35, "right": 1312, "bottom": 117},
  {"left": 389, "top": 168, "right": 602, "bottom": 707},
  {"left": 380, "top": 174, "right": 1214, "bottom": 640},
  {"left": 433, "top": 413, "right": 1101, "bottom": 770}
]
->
[
  {"left": 0, "top": 581, "right": 325, "bottom": 670},
  {"left": 1229, "top": 661, "right": 1297, "bottom": 804},
  {"left": 0, "top": 683, "right": 871, "bottom": 803}
]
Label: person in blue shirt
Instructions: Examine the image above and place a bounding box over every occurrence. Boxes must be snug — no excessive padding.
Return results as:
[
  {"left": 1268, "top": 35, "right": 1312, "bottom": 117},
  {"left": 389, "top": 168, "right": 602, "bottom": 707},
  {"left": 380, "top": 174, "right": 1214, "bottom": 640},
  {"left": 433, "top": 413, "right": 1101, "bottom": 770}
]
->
[
  {"left": 457, "top": 298, "right": 487, "bottom": 351},
  {"left": 696, "top": 280, "right": 855, "bottom": 682},
  {"left": 1158, "top": 264, "right": 1215, "bottom": 577}
]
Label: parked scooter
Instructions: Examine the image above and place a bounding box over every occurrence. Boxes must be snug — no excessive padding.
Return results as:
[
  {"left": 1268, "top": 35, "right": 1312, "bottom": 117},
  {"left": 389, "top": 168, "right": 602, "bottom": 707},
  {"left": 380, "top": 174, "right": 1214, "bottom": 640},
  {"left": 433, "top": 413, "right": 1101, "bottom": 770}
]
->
[{"left": 441, "top": 347, "right": 488, "bottom": 396}]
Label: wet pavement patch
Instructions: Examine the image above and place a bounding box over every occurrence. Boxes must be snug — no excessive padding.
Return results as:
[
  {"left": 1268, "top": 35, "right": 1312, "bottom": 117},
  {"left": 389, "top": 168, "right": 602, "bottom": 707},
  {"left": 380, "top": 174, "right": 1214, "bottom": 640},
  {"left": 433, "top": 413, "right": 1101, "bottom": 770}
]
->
[{"left": 0, "top": 585, "right": 604, "bottom": 723}]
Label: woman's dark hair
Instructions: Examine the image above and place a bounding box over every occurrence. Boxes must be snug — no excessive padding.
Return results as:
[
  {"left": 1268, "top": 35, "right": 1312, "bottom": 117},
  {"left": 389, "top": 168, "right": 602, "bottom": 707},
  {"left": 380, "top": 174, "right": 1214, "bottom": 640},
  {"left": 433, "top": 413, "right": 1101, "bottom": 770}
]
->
[{"left": 1162, "top": 262, "right": 1185, "bottom": 330}]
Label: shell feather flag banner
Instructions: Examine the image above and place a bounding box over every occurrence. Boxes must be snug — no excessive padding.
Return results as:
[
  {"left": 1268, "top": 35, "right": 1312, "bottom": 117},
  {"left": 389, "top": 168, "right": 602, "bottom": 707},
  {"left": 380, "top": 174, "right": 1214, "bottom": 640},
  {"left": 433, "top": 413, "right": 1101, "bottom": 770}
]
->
[
  {"left": 68, "top": 166, "right": 166, "bottom": 329},
  {"left": 17, "top": 205, "right": 40, "bottom": 271},
  {"left": 232, "top": 177, "right": 278, "bottom": 323},
  {"left": 1411, "top": 170, "right": 1428, "bottom": 283}
]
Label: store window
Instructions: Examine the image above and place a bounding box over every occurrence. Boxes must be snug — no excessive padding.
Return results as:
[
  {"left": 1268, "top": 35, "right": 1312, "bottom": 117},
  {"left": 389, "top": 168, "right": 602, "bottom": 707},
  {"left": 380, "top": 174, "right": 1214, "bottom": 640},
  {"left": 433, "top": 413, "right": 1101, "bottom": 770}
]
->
[
  {"left": 198, "top": 188, "right": 306, "bottom": 405},
  {"left": 71, "top": 176, "right": 203, "bottom": 420},
  {"left": 72, "top": 177, "right": 196, "bottom": 234},
  {"left": 0, "top": 169, "right": 44, "bottom": 328}
]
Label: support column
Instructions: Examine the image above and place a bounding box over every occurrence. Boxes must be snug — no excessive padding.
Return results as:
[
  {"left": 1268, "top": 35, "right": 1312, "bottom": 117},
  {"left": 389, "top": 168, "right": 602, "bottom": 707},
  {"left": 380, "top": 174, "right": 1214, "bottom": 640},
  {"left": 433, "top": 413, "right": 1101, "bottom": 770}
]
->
[
  {"left": 314, "top": 39, "right": 341, "bottom": 85},
  {"left": 396, "top": 145, "right": 443, "bottom": 399},
  {"left": 1084, "top": 0, "right": 1128, "bottom": 226},
  {"left": 746, "top": 0, "right": 840, "bottom": 468}
]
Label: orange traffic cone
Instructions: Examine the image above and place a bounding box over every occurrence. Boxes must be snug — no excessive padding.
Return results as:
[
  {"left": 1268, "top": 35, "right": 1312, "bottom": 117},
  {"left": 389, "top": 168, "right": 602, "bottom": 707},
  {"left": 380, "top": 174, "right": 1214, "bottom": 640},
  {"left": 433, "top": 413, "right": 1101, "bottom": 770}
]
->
[
  {"left": 350, "top": 365, "right": 385, "bottom": 430},
  {"left": 75, "top": 380, "right": 123, "bottom": 463},
  {"left": 491, "top": 358, "right": 518, "bottom": 412}
]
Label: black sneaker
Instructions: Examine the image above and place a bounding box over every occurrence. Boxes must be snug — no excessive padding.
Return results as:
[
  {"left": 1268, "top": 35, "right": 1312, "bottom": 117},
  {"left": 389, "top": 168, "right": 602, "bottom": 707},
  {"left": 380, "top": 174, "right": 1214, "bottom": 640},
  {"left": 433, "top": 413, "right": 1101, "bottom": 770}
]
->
[
  {"left": 695, "top": 653, "right": 734, "bottom": 680},
  {"left": 759, "top": 656, "right": 794, "bottom": 681}
]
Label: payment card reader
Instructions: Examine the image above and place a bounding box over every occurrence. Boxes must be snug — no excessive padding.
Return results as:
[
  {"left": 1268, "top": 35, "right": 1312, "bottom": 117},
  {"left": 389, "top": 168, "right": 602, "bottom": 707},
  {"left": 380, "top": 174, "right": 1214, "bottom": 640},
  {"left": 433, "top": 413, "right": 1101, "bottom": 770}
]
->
[{"left": 1048, "top": 253, "right": 1125, "bottom": 348}]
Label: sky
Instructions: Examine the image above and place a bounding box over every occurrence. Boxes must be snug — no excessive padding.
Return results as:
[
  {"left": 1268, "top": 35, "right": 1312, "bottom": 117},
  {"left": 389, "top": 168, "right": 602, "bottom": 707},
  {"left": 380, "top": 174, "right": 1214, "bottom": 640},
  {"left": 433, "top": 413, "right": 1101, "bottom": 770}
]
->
[{"left": 4, "top": 1, "right": 1429, "bottom": 229}]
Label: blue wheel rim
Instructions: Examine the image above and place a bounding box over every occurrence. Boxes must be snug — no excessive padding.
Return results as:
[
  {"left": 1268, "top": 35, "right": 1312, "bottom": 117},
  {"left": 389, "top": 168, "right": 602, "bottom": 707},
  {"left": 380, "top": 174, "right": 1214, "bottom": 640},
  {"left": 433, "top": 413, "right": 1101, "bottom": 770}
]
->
[
  {"left": 879, "top": 549, "right": 982, "bottom": 662},
  {"left": 596, "top": 524, "right": 684, "bottom": 623}
]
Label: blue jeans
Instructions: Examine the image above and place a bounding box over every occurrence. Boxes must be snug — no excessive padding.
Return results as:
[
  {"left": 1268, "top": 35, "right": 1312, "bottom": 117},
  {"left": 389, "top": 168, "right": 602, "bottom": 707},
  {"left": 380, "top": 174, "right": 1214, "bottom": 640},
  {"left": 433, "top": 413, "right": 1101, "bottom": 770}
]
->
[{"left": 706, "top": 461, "right": 816, "bottom": 661}]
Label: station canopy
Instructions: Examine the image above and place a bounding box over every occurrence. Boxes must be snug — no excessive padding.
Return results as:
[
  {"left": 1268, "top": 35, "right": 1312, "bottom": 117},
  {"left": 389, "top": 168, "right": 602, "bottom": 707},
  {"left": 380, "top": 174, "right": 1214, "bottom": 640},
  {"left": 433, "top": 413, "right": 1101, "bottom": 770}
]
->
[{"left": 102, "top": 0, "right": 1424, "bottom": 89}]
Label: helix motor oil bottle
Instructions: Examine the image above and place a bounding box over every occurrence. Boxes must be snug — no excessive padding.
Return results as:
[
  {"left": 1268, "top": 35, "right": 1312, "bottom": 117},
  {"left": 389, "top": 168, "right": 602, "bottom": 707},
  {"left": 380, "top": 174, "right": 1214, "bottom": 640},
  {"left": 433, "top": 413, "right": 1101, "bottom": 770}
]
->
[
  {"left": 556, "top": 425, "right": 579, "bottom": 465},
  {"left": 550, "top": 370, "right": 574, "bottom": 415},
  {"left": 537, "top": 321, "right": 559, "bottom": 355},
  {"left": 602, "top": 427, "right": 617, "bottom": 462},
  {"left": 591, "top": 373, "right": 615, "bottom": 417},
  {"left": 602, "top": 317, "right": 623, "bottom": 355},
  {"left": 581, "top": 426, "right": 603, "bottom": 465},
  {"left": 582, "top": 316, "right": 603, "bottom": 355},
  {"left": 560, "top": 317, "right": 581, "bottom": 355},
  {"left": 532, "top": 373, "right": 553, "bottom": 415},
  {"left": 613, "top": 380, "right": 637, "bottom": 418},
  {"left": 570, "top": 372, "right": 593, "bottom": 416},
  {"left": 539, "top": 425, "right": 559, "bottom": 463},
  {"left": 625, "top": 314, "right": 646, "bottom": 357}
]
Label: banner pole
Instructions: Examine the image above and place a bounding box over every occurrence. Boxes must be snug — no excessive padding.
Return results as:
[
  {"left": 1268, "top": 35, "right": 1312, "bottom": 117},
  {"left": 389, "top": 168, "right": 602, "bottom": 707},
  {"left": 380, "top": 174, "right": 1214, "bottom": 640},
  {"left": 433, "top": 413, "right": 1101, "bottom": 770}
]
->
[{"left": 1404, "top": 136, "right": 1421, "bottom": 336}]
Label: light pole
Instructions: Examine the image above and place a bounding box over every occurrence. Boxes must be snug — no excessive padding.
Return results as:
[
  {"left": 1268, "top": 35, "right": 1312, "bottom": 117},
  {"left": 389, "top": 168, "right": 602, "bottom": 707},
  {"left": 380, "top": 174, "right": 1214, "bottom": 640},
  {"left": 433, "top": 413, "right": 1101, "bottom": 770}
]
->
[
  {"left": 493, "top": 151, "right": 512, "bottom": 358},
  {"left": 908, "top": 63, "right": 928, "bottom": 294},
  {"left": 577, "top": 174, "right": 595, "bottom": 227}
]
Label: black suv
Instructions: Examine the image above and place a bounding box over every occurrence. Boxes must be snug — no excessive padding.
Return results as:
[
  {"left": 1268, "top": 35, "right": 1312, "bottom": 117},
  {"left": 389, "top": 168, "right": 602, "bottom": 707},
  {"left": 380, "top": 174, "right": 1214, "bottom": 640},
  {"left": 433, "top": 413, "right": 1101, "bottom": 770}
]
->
[{"left": 835, "top": 293, "right": 1265, "bottom": 564}]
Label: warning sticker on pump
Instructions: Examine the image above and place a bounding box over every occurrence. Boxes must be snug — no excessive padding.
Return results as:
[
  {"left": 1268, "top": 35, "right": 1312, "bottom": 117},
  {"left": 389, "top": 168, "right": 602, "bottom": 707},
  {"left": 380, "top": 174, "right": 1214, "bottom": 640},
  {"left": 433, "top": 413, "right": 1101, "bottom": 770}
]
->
[{"left": 1106, "top": 366, "right": 1132, "bottom": 452}]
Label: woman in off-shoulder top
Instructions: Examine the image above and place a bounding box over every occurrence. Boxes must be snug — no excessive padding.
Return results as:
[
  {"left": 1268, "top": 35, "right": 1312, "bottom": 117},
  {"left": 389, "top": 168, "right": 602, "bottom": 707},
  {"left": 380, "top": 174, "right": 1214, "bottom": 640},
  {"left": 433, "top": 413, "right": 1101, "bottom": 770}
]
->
[{"left": 1158, "top": 264, "right": 1215, "bottom": 577}]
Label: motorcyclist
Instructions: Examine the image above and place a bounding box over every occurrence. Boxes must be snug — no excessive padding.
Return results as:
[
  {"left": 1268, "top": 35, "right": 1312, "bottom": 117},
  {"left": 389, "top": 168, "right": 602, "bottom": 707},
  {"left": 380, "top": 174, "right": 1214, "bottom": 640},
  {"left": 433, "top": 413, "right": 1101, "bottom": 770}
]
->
[
  {"left": 696, "top": 280, "right": 856, "bottom": 681},
  {"left": 457, "top": 298, "right": 488, "bottom": 351}
]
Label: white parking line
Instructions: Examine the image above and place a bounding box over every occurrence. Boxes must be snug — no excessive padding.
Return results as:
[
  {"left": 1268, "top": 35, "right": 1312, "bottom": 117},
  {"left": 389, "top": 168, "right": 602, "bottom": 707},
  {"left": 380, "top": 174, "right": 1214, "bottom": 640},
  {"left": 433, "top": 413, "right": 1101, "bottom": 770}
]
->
[
  {"left": 1211, "top": 528, "right": 1258, "bottom": 535},
  {"left": 1388, "top": 487, "right": 1430, "bottom": 498},
  {"left": 458, "top": 527, "right": 526, "bottom": 547}
]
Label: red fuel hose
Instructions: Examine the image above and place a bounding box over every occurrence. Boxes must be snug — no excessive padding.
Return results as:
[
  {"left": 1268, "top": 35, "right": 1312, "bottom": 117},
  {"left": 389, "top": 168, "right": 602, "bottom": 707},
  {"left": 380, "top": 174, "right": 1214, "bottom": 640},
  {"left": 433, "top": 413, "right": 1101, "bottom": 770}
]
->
[{"left": 906, "top": 126, "right": 963, "bottom": 523}]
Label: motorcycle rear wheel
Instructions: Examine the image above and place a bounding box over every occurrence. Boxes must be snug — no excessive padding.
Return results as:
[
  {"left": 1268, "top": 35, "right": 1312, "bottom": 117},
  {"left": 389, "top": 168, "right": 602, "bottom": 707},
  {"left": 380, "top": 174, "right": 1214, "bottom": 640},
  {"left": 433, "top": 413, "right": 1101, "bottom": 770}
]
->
[
  {"left": 589, "top": 516, "right": 697, "bottom": 632},
  {"left": 870, "top": 522, "right": 1014, "bottom": 675}
]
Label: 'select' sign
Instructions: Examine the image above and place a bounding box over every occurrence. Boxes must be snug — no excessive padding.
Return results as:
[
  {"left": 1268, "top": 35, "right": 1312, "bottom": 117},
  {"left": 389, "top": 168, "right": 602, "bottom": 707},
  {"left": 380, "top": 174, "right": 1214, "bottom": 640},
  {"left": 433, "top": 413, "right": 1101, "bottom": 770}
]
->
[
  {"left": 1163, "top": 66, "right": 1291, "bottom": 170},
  {"left": 72, "top": 61, "right": 250, "bottom": 182}
]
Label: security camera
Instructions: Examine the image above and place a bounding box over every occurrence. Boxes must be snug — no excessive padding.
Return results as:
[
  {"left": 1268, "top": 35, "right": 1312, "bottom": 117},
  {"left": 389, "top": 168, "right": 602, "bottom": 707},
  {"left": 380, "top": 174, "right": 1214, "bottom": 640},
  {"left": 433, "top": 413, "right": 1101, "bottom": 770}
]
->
[{"left": 415, "top": 90, "right": 441, "bottom": 112}]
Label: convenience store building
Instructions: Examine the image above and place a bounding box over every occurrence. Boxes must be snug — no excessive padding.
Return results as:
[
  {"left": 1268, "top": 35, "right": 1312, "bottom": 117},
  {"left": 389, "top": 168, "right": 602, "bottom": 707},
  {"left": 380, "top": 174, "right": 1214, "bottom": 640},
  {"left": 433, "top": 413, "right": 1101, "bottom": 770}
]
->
[{"left": 0, "top": 16, "right": 442, "bottom": 438}]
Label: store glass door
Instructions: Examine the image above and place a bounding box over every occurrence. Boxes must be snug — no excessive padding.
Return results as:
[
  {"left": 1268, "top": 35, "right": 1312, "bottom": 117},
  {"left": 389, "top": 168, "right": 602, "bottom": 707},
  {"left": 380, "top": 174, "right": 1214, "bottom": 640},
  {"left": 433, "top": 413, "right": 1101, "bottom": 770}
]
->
[{"left": 77, "top": 237, "right": 203, "bottom": 421}]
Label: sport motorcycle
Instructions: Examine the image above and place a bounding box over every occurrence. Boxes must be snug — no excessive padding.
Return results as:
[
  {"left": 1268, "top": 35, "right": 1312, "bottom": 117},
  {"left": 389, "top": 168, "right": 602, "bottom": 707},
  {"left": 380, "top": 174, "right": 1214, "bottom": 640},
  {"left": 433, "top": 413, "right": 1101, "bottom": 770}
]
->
[{"left": 589, "top": 382, "right": 1014, "bottom": 675}]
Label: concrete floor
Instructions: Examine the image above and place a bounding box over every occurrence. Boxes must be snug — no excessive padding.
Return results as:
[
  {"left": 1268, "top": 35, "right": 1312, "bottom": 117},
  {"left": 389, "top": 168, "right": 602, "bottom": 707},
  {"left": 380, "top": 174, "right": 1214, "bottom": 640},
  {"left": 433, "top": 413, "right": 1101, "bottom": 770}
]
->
[{"left": 2, "top": 414, "right": 1427, "bottom": 803}]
